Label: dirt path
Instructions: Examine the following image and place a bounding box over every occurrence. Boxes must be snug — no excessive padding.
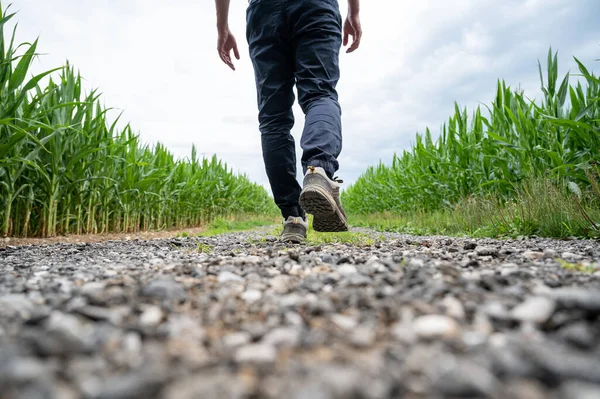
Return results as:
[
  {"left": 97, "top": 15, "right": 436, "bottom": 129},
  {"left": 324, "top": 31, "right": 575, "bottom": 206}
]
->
[
  {"left": 1, "top": 228, "right": 599, "bottom": 398},
  {"left": 0, "top": 227, "right": 207, "bottom": 249}
]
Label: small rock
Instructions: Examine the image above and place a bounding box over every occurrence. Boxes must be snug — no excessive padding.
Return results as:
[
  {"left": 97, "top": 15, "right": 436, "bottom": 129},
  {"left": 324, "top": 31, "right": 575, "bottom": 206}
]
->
[
  {"left": 262, "top": 327, "right": 301, "bottom": 348},
  {"left": 441, "top": 296, "right": 465, "bottom": 320},
  {"left": 562, "top": 252, "right": 583, "bottom": 261},
  {"left": 544, "top": 287, "right": 600, "bottom": 313},
  {"left": 462, "top": 259, "right": 480, "bottom": 268},
  {"left": 556, "top": 322, "right": 595, "bottom": 349},
  {"left": 507, "top": 379, "right": 548, "bottom": 399},
  {"left": 560, "top": 381, "right": 600, "bottom": 399},
  {"left": 476, "top": 247, "right": 499, "bottom": 257},
  {"left": 0, "top": 294, "right": 34, "bottom": 320},
  {"left": 139, "top": 306, "right": 163, "bottom": 327},
  {"left": 408, "top": 258, "right": 425, "bottom": 268},
  {"left": 82, "top": 367, "right": 166, "bottom": 399},
  {"left": 222, "top": 332, "right": 252, "bottom": 349},
  {"left": 24, "top": 312, "right": 91, "bottom": 356},
  {"left": 162, "top": 374, "right": 246, "bottom": 399},
  {"left": 543, "top": 249, "right": 557, "bottom": 259},
  {"left": 413, "top": 315, "right": 460, "bottom": 340},
  {"left": 349, "top": 326, "right": 376, "bottom": 348},
  {"left": 331, "top": 314, "right": 358, "bottom": 331},
  {"left": 431, "top": 357, "right": 499, "bottom": 397},
  {"left": 218, "top": 271, "right": 243, "bottom": 283},
  {"left": 501, "top": 265, "right": 520, "bottom": 277},
  {"left": 74, "top": 306, "right": 127, "bottom": 325},
  {"left": 241, "top": 289, "right": 262, "bottom": 303},
  {"left": 142, "top": 278, "right": 187, "bottom": 301},
  {"left": 523, "top": 251, "right": 545, "bottom": 260},
  {"left": 483, "top": 301, "right": 510, "bottom": 320},
  {"left": 337, "top": 264, "right": 358, "bottom": 275},
  {"left": 464, "top": 242, "right": 477, "bottom": 250},
  {"left": 166, "top": 315, "right": 206, "bottom": 342},
  {"left": 270, "top": 275, "right": 294, "bottom": 294},
  {"left": 79, "top": 281, "right": 106, "bottom": 303},
  {"left": 235, "top": 344, "right": 277, "bottom": 365},
  {"left": 510, "top": 296, "right": 556, "bottom": 324},
  {"left": 392, "top": 322, "right": 417, "bottom": 344},
  {"left": 345, "top": 273, "right": 372, "bottom": 286}
]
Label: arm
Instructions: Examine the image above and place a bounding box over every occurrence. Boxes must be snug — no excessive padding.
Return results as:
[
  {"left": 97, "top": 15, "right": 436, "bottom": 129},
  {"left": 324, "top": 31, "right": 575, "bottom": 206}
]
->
[
  {"left": 344, "top": 0, "right": 362, "bottom": 53},
  {"left": 215, "top": 0, "right": 240, "bottom": 70}
]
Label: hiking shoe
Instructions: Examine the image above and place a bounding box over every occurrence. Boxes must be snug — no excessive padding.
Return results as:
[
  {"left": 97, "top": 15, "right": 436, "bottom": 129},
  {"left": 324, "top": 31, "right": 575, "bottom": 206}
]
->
[
  {"left": 281, "top": 216, "right": 308, "bottom": 243},
  {"left": 299, "top": 166, "right": 348, "bottom": 232}
]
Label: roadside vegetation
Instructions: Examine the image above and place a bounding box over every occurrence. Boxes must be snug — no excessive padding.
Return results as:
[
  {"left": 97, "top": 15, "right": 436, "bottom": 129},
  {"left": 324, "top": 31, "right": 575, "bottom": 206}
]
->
[
  {"left": 0, "top": 4, "right": 276, "bottom": 238},
  {"left": 343, "top": 50, "right": 600, "bottom": 239}
]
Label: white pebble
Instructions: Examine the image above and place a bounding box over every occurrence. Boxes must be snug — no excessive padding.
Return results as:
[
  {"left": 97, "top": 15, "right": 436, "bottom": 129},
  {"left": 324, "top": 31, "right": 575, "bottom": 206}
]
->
[
  {"left": 218, "top": 271, "right": 243, "bottom": 283},
  {"left": 337, "top": 265, "right": 358, "bottom": 275},
  {"left": 241, "top": 290, "right": 262, "bottom": 304},
  {"left": 139, "top": 306, "right": 163, "bottom": 327},
  {"left": 511, "top": 296, "right": 556, "bottom": 324},
  {"left": 413, "top": 315, "right": 460, "bottom": 340}
]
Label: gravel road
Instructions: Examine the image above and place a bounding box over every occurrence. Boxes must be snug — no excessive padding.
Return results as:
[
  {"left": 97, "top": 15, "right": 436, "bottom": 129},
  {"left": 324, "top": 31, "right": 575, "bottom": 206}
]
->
[{"left": 1, "top": 228, "right": 599, "bottom": 399}]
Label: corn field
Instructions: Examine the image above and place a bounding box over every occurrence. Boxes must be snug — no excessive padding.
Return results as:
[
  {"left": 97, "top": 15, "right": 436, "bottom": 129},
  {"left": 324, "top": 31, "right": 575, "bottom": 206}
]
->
[
  {"left": 342, "top": 49, "right": 600, "bottom": 215},
  {"left": 0, "top": 5, "right": 275, "bottom": 238}
]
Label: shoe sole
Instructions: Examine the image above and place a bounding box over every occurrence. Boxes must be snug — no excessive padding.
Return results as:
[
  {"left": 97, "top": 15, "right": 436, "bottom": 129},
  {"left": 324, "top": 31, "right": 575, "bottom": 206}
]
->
[
  {"left": 280, "top": 233, "right": 305, "bottom": 244},
  {"left": 299, "top": 186, "right": 348, "bottom": 232}
]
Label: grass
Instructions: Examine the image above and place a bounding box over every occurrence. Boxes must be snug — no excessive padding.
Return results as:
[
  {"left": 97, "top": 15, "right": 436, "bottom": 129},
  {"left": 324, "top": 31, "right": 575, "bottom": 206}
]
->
[
  {"left": 195, "top": 242, "right": 214, "bottom": 254},
  {"left": 268, "top": 216, "right": 383, "bottom": 246},
  {"left": 342, "top": 48, "right": 600, "bottom": 239},
  {"left": 176, "top": 215, "right": 279, "bottom": 237},
  {"left": 0, "top": 4, "right": 277, "bottom": 238},
  {"left": 349, "top": 177, "right": 600, "bottom": 239},
  {"left": 557, "top": 259, "right": 599, "bottom": 274}
]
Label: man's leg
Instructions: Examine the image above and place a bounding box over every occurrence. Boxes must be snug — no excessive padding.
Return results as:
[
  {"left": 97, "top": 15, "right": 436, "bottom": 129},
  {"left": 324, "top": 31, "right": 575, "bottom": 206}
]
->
[
  {"left": 246, "top": 3, "right": 304, "bottom": 220},
  {"left": 290, "top": 0, "right": 343, "bottom": 179},
  {"left": 289, "top": 0, "right": 348, "bottom": 232}
]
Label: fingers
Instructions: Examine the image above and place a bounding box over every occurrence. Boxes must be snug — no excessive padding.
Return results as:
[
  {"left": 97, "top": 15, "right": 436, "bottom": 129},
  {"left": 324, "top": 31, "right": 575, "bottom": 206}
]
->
[
  {"left": 346, "top": 27, "right": 362, "bottom": 53},
  {"left": 217, "top": 39, "right": 237, "bottom": 70},
  {"left": 219, "top": 49, "right": 235, "bottom": 71},
  {"left": 343, "top": 31, "right": 349, "bottom": 47},
  {"left": 233, "top": 43, "right": 240, "bottom": 61}
]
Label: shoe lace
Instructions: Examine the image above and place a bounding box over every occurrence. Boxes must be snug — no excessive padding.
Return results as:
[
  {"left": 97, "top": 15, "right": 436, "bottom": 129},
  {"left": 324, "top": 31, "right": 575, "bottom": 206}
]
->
[{"left": 307, "top": 166, "right": 344, "bottom": 184}]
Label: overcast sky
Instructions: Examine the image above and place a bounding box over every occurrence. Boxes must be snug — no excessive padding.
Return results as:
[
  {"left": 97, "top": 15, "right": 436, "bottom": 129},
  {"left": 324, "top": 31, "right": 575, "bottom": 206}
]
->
[{"left": 8, "top": 0, "right": 600, "bottom": 191}]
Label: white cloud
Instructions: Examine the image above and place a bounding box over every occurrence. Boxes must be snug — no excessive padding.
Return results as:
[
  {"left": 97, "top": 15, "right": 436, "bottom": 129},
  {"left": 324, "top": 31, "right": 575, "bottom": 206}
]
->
[{"left": 7, "top": 0, "right": 600, "bottom": 195}]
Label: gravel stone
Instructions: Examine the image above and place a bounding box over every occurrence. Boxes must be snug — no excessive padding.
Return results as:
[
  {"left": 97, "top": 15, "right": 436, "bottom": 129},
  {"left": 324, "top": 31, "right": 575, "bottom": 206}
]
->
[
  {"left": 413, "top": 315, "right": 461, "bottom": 340},
  {"left": 241, "top": 289, "right": 262, "bottom": 303},
  {"left": 139, "top": 306, "right": 163, "bottom": 327},
  {"left": 331, "top": 314, "right": 358, "bottom": 331},
  {"left": 262, "top": 327, "right": 301, "bottom": 348},
  {"left": 218, "top": 271, "right": 243, "bottom": 283},
  {"left": 523, "top": 251, "right": 545, "bottom": 260},
  {"left": 1, "top": 227, "right": 598, "bottom": 397},
  {"left": 235, "top": 344, "right": 277, "bottom": 365},
  {"left": 0, "top": 294, "right": 35, "bottom": 320},
  {"left": 510, "top": 296, "right": 556, "bottom": 324},
  {"left": 337, "top": 264, "right": 358, "bottom": 275},
  {"left": 408, "top": 258, "right": 425, "bottom": 268},
  {"left": 222, "top": 332, "right": 252, "bottom": 349},
  {"left": 142, "top": 278, "right": 186, "bottom": 301}
]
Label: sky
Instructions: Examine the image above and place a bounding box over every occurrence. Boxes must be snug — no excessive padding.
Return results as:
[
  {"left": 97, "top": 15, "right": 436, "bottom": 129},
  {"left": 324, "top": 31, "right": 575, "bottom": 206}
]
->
[{"left": 6, "top": 0, "right": 600, "bottom": 192}]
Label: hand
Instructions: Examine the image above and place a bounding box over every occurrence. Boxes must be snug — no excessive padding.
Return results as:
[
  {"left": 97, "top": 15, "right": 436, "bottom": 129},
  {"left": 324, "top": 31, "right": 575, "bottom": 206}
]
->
[
  {"left": 217, "top": 28, "right": 240, "bottom": 70},
  {"left": 343, "top": 13, "right": 362, "bottom": 53}
]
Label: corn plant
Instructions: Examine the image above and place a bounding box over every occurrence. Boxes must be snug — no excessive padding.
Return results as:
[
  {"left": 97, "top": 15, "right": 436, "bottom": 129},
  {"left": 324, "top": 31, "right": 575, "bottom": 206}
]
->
[
  {"left": 0, "top": 4, "right": 277, "bottom": 238},
  {"left": 343, "top": 49, "right": 600, "bottom": 216}
]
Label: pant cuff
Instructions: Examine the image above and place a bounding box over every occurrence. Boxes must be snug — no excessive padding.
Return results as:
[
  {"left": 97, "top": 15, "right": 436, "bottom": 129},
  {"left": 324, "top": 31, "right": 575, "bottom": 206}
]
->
[{"left": 281, "top": 206, "right": 305, "bottom": 220}]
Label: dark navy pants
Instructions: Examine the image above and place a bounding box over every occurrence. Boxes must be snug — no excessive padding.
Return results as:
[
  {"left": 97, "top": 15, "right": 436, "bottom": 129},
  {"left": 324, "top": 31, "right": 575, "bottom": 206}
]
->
[{"left": 246, "top": 0, "right": 343, "bottom": 219}]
